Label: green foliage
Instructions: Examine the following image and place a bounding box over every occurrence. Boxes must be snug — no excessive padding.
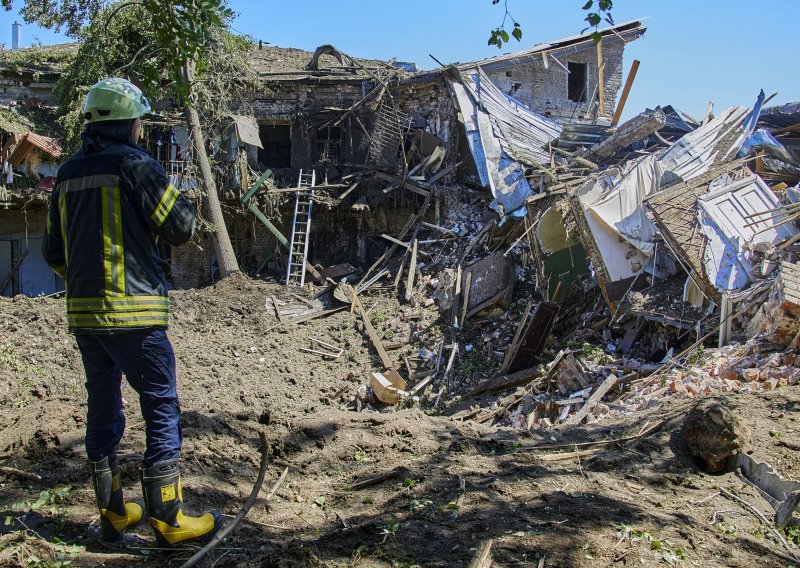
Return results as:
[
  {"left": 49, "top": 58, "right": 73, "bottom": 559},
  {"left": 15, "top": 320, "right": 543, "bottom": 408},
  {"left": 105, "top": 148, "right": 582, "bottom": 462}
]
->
[
  {"left": 581, "top": 0, "right": 615, "bottom": 43},
  {"left": 684, "top": 345, "right": 706, "bottom": 367},
  {"left": 11, "top": 487, "right": 71, "bottom": 516},
  {"left": 489, "top": 0, "right": 614, "bottom": 49},
  {"left": 7, "top": 0, "right": 254, "bottom": 152},
  {"left": 617, "top": 525, "right": 686, "bottom": 565},
  {"left": 487, "top": 0, "right": 520, "bottom": 49},
  {"left": 785, "top": 524, "right": 799, "bottom": 545},
  {"left": 53, "top": 2, "right": 163, "bottom": 152},
  {"left": 0, "top": 344, "right": 45, "bottom": 377},
  {"left": 49, "top": 0, "right": 255, "bottom": 153},
  {"left": 379, "top": 516, "right": 400, "bottom": 542},
  {"left": 459, "top": 349, "right": 499, "bottom": 378}
]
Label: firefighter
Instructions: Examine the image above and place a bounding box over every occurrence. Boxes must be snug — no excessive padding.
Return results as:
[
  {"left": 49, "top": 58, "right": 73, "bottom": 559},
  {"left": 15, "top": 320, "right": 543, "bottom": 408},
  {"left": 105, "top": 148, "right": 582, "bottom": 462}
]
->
[{"left": 43, "top": 77, "right": 221, "bottom": 546}]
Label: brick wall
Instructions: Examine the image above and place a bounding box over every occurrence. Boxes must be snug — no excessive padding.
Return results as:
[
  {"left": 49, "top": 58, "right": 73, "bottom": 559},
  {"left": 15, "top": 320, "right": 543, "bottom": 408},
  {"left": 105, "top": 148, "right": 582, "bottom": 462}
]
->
[{"left": 484, "top": 38, "right": 625, "bottom": 122}]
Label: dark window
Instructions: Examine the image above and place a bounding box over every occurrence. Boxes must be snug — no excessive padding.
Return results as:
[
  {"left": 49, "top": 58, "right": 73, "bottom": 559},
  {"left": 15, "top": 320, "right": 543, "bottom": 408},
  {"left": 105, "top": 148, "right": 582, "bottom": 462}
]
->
[
  {"left": 258, "top": 124, "right": 291, "bottom": 168},
  {"left": 316, "top": 126, "right": 342, "bottom": 163},
  {"left": 567, "top": 62, "right": 588, "bottom": 103}
]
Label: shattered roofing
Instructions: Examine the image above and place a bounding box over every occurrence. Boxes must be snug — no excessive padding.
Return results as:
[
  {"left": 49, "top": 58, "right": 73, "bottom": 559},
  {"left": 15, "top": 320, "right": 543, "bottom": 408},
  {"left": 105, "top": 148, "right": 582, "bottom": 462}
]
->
[
  {"left": 0, "top": 105, "right": 63, "bottom": 139},
  {"left": 248, "top": 44, "right": 401, "bottom": 81},
  {"left": 759, "top": 102, "right": 800, "bottom": 130},
  {"left": 645, "top": 165, "right": 754, "bottom": 303},
  {"left": 0, "top": 43, "right": 78, "bottom": 76}
]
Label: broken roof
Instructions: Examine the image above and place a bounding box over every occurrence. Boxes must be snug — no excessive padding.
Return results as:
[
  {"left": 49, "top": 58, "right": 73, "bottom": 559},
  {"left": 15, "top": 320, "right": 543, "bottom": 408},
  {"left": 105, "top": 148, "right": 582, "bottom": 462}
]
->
[
  {"left": 0, "top": 43, "right": 78, "bottom": 77},
  {"left": 0, "top": 104, "right": 63, "bottom": 139},
  {"left": 249, "top": 44, "right": 401, "bottom": 82},
  {"left": 8, "top": 131, "right": 62, "bottom": 166},
  {"left": 455, "top": 19, "right": 646, "bottom": 72}
]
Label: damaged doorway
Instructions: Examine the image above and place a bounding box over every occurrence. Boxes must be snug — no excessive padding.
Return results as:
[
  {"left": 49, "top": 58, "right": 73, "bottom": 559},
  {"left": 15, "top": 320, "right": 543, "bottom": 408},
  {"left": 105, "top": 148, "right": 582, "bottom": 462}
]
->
[{"left": 258, "top": 121, "right": 291, "bottom": 169}]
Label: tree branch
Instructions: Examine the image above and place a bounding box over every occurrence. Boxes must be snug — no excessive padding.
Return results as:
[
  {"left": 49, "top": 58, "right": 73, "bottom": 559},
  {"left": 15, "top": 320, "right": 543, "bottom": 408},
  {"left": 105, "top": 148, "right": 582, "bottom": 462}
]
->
[{"left": 180, "top": 432, "right": 277, "bottom": 568}]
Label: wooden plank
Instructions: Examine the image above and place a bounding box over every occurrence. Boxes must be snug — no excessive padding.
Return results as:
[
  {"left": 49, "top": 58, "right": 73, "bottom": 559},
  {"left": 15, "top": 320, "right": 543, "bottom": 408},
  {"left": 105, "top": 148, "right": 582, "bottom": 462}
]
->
[
  {"left": 404, "top": 239, "right": 418, "bottom": 302},
  {"left": 468, "top": 539, "right": 494, "bottom": 568},
  {"left": 0, "top": 250, "right": 28, "bottom": 295},
  {"left": 507, "top": 302, "right": 559, "bottom": 372},
  {"left": 611, "top": 59, "right": 639, "bottom": 126},
  {"left": 270, "top": 295, "right": 284, "bottom": 323},
  {"left": 381, "top": 234, "right": 410, "bottom": 249},
  {"left": 357, "top": 214, "right": 415, "bottom": 287},
  {"left": 354, "top": 296, "right": 394, "bottom": 369},
  {"left": 240, "top": 169, "right": 273, "bottom": 203},
  {"left": 496, "top": 300, "right": 533, "bottom": 377},
  {"left": 565, "top": 374, "right": 619, "bottom": 426},
  {"left": 426, "top": 161, "right": 462, "bottom": 185},
  {"left": 469, "top": 365, "right": 543, "bottom": 397},
  {"left": 338, "top": 179, "right": 362, "bottom": 201},
  {"left": 596, "top": 39, "right": 605, "bottom": 116},
  {"left": 357, "top": 189, "right": 435, "bottom": 287},
  {"left": 459, "top": 272, "right": 472, "bottom": 326}
]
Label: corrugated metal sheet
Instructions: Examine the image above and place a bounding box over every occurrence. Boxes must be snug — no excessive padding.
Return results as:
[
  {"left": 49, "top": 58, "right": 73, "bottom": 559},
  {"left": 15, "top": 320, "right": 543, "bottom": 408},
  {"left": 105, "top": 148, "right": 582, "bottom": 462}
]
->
[
  {"left": 447, "top": 68, "right": 562, "bottom": 215},
  {"left": 659, "top": 105, "right": 752, "bottom": 182}
]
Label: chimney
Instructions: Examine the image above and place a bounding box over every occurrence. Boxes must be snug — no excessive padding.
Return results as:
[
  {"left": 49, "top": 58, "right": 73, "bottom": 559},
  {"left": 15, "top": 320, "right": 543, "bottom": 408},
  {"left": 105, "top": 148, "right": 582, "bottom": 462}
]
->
[{"left": 12, "top": 21, "right": 21, "bottom": 50}]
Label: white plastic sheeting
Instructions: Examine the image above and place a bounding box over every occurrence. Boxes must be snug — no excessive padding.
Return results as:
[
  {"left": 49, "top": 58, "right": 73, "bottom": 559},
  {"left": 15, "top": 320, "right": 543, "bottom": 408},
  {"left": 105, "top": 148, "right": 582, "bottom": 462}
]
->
[
  {"left": 575, "top": 173, "right": 652, "bottom": 284},
  {"left": 448, "top": 67, "right": 562, "bottom": 215},
  {"left": 585, "top": 153, "right": 663, "bottom": 255}
]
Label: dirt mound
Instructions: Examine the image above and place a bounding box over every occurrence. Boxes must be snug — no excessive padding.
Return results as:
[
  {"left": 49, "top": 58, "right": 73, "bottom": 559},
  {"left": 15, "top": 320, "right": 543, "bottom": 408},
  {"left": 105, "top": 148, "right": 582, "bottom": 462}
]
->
[{"left": 1, "top": 276, "right": 799, "bottom": 567}]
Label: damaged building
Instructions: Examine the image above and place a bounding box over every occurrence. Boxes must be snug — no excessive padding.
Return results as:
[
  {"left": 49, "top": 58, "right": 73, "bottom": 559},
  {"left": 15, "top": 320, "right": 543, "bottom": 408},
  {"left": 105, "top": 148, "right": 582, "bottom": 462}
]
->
[
  {"left": 0, "top": 19, "right": 648, "bottom": 295},
  {"left": 3, "top": 17, "right": 799, "bottom": 366}
]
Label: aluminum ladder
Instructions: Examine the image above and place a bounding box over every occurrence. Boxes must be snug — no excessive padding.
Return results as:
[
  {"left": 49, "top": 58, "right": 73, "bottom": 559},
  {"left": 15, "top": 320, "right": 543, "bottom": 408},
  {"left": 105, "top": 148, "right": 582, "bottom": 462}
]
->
[{"left": 285, "top": 169, "right": 315, "bottom": 286}]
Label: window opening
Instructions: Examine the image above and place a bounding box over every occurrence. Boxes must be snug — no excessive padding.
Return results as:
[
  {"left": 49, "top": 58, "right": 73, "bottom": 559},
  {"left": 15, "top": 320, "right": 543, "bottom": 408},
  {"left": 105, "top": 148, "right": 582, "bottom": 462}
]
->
[
  {"left": 567, "top": 62, "right": 588, "bottom": 103},
  {"left": 258, "top": 124, "right": 291, "bottom": 168}
]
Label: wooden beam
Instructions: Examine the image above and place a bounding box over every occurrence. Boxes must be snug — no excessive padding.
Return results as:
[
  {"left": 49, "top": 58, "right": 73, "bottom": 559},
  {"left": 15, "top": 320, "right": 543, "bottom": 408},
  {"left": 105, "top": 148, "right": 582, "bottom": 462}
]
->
[
  {"left": 404, "top": 239, "right": 418, "bottom": 302},
  {"left": 596, "top": 39, "right": 605, "bottom": 117},
  {"left": 610, "top": 59, "right": 639, "bottom": 126},
  {"left": 354, "top": 294, "right": 394, "bottom": 369},
  {"left": 565, "top": 374, "right": 619, "bottom": 426}
]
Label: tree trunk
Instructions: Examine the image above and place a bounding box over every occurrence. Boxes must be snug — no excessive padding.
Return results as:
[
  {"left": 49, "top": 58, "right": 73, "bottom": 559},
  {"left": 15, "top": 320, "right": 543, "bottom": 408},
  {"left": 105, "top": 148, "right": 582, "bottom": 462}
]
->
[{"left": 182, "top": 60, "right": 240, "bottom": 278}]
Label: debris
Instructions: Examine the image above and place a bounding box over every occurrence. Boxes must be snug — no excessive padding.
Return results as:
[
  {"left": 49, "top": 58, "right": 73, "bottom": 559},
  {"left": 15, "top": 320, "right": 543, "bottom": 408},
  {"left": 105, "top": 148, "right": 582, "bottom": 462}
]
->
[
  {"left": 348, "top": 466, "right": 406, "bottom": 491},
  {"left": 467, "top": 539, "right": 494, "bottom": 568},
  {"left": 369, "top": 370, "right": 408, "bottom": 405},
  {"left": 734, "top": 452, "right": 800, "bottom": 529},
  {"left": 299, "top": 338, "right": 343, "bottom": 359},
  {"left": 506, "top": 301, "right": 559, "bottom": 372},
  {"left": 564, "top": 373, "right": 619, "bottom": 426},
  {"left": 0, "top": 464, "right": 42, "bottom": 481}
]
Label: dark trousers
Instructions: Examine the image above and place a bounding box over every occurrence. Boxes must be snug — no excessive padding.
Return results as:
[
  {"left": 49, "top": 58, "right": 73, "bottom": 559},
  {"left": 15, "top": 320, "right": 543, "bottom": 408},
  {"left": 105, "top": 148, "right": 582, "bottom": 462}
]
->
[{"left": 76, "top": 329, "right": 182, "bottom": 467}]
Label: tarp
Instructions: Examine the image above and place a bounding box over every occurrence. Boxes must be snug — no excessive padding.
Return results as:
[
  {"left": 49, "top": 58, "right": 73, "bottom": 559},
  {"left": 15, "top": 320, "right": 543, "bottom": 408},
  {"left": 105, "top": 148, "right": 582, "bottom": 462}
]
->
[
  {"left": 586, "top": 153, "right": 664, "bottom": 254},
  {"left": 232, "top": 115, "right": 263, "bottom": 149}
]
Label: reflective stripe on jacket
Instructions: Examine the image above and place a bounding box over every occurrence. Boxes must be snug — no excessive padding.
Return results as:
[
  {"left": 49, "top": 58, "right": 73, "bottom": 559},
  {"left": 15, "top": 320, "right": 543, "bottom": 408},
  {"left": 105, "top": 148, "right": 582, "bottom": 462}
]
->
[{"left": 42, "top": 122, "right": 196, "bottom": 333}]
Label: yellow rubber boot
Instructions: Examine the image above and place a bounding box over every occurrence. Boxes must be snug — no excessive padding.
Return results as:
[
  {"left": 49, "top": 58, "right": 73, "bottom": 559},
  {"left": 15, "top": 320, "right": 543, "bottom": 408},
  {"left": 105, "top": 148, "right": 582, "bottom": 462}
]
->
[
  {"left": 141, "top": 459, "right": 221, "bottom": 547},
  {"left": 90, "top": 456, "right": 143, "bottom": 542}
]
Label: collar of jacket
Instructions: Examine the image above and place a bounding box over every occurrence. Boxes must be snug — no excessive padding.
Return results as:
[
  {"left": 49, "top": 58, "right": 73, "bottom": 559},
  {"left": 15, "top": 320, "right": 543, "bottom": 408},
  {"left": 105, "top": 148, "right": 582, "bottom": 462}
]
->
[{"left": 82, "top": 120, "right": 138, "bottom": 154}]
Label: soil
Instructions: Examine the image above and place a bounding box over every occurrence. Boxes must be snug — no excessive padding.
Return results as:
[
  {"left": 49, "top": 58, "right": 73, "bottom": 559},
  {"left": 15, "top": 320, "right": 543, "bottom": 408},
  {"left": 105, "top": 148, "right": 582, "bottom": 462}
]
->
[{"left": 1, "top": 274, "right": 799, "bottom": 567}]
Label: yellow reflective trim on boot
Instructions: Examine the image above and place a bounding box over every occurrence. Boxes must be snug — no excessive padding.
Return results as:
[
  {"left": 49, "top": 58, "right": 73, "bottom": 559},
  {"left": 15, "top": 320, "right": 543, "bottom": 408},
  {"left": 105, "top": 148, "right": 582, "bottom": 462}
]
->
[
  {"left": 100, "top": 501, "right": 143, "bottom": 533},
  {"left": 149, "top": 510, "right": 217, "bottom": 546}
]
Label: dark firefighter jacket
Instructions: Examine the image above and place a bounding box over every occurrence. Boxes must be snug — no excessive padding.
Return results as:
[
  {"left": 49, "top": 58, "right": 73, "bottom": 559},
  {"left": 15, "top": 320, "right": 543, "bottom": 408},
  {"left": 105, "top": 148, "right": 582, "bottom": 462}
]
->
[{"left": 42, "top": 121, "right": 196, "bottom": 333}]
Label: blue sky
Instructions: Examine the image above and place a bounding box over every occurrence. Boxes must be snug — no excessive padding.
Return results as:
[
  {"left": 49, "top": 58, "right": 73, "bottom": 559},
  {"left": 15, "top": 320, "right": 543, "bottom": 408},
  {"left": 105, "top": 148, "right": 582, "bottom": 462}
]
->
[{"left": 1, "top": 0, "right": 797, "bottom": 121}]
